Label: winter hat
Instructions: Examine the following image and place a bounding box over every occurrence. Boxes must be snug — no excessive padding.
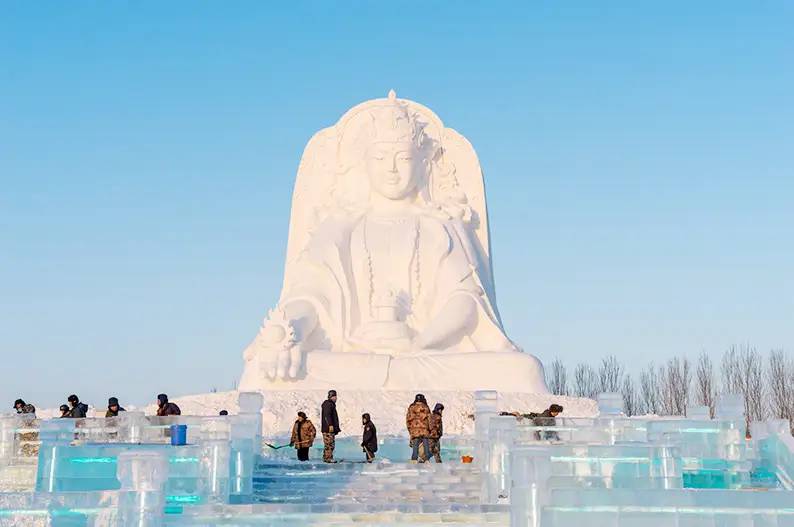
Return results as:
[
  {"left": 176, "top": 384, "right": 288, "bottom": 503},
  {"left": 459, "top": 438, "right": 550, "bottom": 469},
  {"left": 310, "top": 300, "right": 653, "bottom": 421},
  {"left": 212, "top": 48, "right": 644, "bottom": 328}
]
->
[
  {"left": 59, "top": 404, "right": 69, "bottom": 412},
  {"left": 297, "top": 411, "right": 307, "bottom": 419},
  {"left": 362, "top": 413, "right": 371, "bottom": 421},
  {"left": 108, "top": 397, "right": 119, "bottom": 407},
  {"left": 328, "top": 390, "right": 337, "bottom": 398},
  {"left": 433, "top": 403, "right": 444, "bottom": 413},
  {"left": 13, "top": 399, "right": 25, "bottom": 408},
  {"left": 219, "top": 410, "right": 229, "bottom": 416},
  {"left": 414, "top": 394, "right": 426, "bottom": 403},
  {"left": 549, "top": 404, "right": 563, "bottom": 413},
  {"left": 157, "top": 394, "right": 168, "bottom": 405},
  {"left": 67, "top": 394, "right": 79, "bottom": 404}
]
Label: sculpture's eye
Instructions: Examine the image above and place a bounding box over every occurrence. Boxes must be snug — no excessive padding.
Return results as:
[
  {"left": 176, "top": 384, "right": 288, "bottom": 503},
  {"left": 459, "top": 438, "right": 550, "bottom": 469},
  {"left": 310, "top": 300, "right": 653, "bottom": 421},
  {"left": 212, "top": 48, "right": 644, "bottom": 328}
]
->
[{"left": 374, "top": 155, "right": 385, "bottom": 161}]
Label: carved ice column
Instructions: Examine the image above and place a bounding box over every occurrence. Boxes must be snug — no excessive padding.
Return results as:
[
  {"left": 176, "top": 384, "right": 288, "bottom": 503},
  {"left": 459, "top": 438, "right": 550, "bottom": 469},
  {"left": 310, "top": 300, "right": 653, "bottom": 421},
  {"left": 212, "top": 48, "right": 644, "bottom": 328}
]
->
[
  {"left": 116, "top": 450, "right": 169, "bottom": 527},
  {"left": 230, "top": 392, "right": 264, "bottom": 502},
  {"left": 118, "top": 411, "right": 148, "bottom": 443},
  {"left": 484, "top": 415, "right": 517, "bottom": 504},
  {"left": 0, "top": 417, "right": 17, "bottom": 467},
  {"left": 35, "top": 419, "right": 75, "bottom": 492},
  {"left": 510, "top": 446, "right": 552, "bottom": 527},
  {"left": 197, "top": 417, "right": 231, "bottom": 503},
  {"left": 474, "top": 390, "right": 499, "bottom": 456}
]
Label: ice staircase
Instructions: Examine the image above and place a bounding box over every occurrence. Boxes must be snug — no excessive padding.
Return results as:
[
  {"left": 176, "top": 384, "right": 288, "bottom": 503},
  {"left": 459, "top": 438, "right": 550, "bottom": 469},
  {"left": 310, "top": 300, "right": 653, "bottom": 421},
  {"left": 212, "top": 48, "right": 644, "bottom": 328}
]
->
[{"left": 249, "top": 460, "right": 508, "bottom": 526}]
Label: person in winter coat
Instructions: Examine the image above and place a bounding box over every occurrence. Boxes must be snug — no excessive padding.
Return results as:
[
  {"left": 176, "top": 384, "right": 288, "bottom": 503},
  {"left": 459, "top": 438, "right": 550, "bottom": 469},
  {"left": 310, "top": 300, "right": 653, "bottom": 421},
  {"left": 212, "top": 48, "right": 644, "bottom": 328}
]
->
[
  {"left": 532, "top": 404, "right": 563, "bottom": 440},
  {"left": 59, "top": 405, "right": 71, "bottom": 418},
  {"left": 361, "top": 413, "right": 378, "bottom": 463},
  {"left": 406, "top": 394, "right": 432, "bottom": 462},
  {"left": 13, "top": 399, "right": 36, "bottom": 416},
  {"left": 290, "top": 411, "right": 317, "bottom": 462},
  {"left": 67, "top": 395, "right": 89, "bottom": 418},
  {"left": 156, "top": 394, "right": 181, "bottom": 416},
  {"left": 501, "top": 404, "right": 563, "bottom": 440},
  {"left": 428, "top": 403, "right": 444, "bottom": 463},
  {"left": 320, "top": 390, "right": 340, "bottom": 463},
  {"left": 105, "top": 397, "right": 126, "bottom": 417}
]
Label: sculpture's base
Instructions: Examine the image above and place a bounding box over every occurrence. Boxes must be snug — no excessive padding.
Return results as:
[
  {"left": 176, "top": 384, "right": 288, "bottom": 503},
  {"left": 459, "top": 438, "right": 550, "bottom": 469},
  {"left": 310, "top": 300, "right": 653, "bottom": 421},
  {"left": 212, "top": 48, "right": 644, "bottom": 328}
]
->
[{"left": 239, "top": 350, "right": 547, "bottom": 393}]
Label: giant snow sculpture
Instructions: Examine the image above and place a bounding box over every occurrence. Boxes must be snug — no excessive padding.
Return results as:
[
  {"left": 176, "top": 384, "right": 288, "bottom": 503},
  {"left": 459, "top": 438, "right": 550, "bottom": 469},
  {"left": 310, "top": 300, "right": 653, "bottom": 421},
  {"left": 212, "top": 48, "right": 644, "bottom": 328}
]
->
[{"left": 239, "top": 91, "right": 546, "bottom": 392}]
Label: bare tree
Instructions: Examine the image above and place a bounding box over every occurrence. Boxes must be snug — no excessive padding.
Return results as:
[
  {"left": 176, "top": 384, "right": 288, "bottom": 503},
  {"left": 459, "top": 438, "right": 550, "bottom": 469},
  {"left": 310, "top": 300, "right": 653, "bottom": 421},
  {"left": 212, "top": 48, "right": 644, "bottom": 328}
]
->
[
  {"left": 639, "top": 364, "right": 660, "bottom": 415},
  {"left": 695, "top": 352, "right": 717, "bottom": 417},
  {"left": 546, "top": 358, "right": 569, "bottom": 396},
  {"left": 573, "top": 363, "right": 598, "bottom": 399},
  {"left": 621, "top": 375, "right": 640, "bottom": 416},
  {"left": 659, "top": 357, "right": 691, "bottom": 416},
  {"left": 721, "top": 345, "right": 767, "bottom": 427},
  {"left": 598, "top": 355, "right": 624, "bottom": 393},
  {"left": 767, "top": 350, "right": 794, "bottom": 433},
  {"left": 741, "top": 346, "right": 766, "bottom": 423},
  {"left": 721, "top": 346, "right": 741, "bottom": 395}
]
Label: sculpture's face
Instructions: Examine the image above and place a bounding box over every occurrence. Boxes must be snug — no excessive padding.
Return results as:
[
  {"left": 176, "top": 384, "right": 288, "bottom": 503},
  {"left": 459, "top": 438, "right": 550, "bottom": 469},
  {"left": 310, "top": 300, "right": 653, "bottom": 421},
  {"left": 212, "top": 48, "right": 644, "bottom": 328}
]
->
[{"left": 366, "top": 141, "right": 423, "bottom": 200}]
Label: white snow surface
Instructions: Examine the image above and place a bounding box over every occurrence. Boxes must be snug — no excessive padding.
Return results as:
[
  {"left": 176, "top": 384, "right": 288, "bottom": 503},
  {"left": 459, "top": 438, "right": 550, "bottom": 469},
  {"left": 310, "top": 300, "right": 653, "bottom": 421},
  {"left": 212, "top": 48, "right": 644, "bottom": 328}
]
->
[{"left": 36, "top": 391, "right": 597, "bottom": 439}]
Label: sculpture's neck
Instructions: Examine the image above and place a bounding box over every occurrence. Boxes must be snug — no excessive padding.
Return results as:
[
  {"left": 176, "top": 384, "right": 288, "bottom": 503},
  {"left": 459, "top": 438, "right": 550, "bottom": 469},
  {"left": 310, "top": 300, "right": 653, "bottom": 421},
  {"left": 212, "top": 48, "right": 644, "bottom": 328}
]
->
[{"left": 368, "top": 192, "right": 421, "bottom": 217}]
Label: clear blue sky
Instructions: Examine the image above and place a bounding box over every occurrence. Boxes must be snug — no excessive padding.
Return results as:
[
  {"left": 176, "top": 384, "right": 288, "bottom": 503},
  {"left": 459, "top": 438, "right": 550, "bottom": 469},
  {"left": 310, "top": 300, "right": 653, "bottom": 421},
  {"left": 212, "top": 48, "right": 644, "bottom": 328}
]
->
[{"left": 2, "top": 2, "right": 793, "bottom": 409}]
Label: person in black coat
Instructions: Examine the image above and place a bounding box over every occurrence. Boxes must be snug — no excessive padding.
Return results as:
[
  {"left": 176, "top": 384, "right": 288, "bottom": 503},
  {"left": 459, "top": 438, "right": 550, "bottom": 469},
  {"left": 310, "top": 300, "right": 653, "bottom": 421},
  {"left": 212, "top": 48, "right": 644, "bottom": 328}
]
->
[
  {"left": 361, "top": 413, "right": 378, "bottom": 463},
  {"left": 320, "top": 390, "right": 340, "bottom": 463},
  {"left": 67, "top": 394, "right": 89, "bottom": 418}
]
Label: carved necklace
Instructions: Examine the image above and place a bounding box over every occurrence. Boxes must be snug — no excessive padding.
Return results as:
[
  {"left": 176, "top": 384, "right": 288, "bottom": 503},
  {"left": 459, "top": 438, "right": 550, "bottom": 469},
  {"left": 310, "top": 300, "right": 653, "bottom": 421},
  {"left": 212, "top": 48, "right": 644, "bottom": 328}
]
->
[{"left": 361, "top": 215, "right": 421, "bottom": 317}]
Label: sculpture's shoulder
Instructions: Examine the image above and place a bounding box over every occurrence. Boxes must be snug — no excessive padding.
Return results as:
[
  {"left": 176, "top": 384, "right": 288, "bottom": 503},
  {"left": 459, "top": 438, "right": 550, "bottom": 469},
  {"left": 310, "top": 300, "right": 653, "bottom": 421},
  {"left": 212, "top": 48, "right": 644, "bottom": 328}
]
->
[{"left": 417, "top": 213, "right": 464, "bottom": 254}]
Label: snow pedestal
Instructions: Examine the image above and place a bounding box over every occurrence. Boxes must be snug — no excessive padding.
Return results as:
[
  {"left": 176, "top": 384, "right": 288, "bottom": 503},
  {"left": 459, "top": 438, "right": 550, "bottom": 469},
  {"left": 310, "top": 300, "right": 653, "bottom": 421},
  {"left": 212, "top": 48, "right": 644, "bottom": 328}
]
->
[
  {"left": 116, "top": 450, "right": 169, "bottom": 527},
  {"left": 474, "top": 390, "right": 499, "bottom": 469},
  {"left": 229, "top": 392, "right": 263, "bottom": 503},
  {"left": 483, "top": 415, "right": 516, "bottom": 504},
  {"left": 510, "top": 446, "right": 551, "bottom": 527}
]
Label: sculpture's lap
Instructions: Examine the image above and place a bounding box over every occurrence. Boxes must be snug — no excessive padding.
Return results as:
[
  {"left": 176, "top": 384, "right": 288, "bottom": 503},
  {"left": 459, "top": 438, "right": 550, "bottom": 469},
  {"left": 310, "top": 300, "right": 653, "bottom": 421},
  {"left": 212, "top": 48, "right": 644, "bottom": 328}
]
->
[{"left": 240, "top": 350, "right": 547, "bottom": 393}]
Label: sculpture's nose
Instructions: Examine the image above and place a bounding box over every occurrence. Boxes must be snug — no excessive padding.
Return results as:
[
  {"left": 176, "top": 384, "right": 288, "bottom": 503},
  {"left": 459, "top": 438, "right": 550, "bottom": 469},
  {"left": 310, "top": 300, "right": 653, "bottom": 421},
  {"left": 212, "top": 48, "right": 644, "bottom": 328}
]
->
[{"left": 388, "top": 156, "right": 398, "bottom": 173}]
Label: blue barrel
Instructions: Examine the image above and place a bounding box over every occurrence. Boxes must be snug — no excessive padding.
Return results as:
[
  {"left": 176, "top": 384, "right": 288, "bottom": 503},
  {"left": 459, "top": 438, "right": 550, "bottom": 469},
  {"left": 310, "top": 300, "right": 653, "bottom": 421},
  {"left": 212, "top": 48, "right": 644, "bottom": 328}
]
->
[{"left": 170, "top": 424, "right": 187, "bottom": 446}]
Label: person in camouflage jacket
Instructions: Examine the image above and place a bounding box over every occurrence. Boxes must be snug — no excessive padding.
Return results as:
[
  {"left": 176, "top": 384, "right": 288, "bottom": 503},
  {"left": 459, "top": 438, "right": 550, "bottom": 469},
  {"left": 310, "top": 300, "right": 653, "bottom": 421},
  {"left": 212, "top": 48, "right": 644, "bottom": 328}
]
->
[
  {"left": 290, "top": 411, "right": 317, "bottom": 462},
  {"left": 428, "top": 403, "right": 444, "bottom": 463},
  {"left": 406, "top": 394, "right": 431, "bottom": 462}
]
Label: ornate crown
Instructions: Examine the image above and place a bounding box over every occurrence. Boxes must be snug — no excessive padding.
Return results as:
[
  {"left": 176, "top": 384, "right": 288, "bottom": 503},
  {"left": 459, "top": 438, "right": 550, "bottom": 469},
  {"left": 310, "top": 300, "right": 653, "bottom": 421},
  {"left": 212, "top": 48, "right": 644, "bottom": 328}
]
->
[{"left": 367, "top": 90, "right": 427, "bottom": 148}]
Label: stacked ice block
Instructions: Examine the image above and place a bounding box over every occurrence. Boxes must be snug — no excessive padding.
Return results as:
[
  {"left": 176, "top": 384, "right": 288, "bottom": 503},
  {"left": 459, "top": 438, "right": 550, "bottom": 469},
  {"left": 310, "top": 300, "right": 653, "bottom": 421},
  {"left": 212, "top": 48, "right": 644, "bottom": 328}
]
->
[{"left": 470, "top": 392, "right": 794, "bottom": 527}]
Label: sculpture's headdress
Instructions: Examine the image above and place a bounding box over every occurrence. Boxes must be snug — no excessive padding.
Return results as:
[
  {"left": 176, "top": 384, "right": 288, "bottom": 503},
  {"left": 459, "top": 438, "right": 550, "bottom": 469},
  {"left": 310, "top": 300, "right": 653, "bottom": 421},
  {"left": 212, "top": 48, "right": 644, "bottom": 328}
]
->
[{"left": 367, "top": 90, "right": 427, "bottom": 148}]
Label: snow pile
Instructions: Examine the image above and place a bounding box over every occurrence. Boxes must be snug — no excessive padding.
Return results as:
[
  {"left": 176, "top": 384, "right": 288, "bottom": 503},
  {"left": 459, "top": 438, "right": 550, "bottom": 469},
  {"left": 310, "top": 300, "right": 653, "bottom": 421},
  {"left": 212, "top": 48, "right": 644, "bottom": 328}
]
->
[{"left": 34, "top": 390, "right": 597, "bottom": 439}]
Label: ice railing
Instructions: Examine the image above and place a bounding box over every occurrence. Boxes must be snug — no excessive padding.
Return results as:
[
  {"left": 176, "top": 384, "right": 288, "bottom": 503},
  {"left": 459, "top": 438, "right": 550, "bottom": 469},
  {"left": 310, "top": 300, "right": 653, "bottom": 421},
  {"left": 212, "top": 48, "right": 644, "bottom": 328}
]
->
[
  {"left": 473, "top": 391, "right": 794, "bottom": 527},
  {"left": 2, "top": 392, "right": 265, "bottom": 519}
]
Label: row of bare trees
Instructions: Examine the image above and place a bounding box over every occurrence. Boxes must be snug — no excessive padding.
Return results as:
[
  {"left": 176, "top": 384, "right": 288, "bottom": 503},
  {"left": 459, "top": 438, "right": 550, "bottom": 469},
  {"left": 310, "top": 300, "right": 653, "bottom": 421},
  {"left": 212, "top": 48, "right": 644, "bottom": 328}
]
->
[{"left": 546, "top": 345, "right": 794, "bottom": 428}]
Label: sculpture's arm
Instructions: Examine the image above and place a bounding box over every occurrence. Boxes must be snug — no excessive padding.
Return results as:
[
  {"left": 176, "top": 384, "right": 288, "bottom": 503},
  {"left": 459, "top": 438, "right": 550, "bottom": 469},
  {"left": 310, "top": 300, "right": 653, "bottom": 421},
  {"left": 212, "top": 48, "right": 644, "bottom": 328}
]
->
[{"left": 412, "top": 292, "right": 478, "bottom": 351}]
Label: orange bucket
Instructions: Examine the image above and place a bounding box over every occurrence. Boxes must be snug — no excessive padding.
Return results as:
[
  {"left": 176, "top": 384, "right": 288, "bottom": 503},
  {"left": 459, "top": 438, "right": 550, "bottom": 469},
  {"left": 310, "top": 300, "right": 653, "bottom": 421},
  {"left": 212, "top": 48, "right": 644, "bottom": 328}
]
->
[{"left": 461, "top": 455, "right": 474, "bottom": 463}]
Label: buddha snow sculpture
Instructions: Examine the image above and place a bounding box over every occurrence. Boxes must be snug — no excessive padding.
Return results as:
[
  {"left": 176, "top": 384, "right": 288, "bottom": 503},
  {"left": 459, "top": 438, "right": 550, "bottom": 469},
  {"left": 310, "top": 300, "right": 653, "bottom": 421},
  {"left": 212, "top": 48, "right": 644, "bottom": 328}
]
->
[{"left": 239, "top": 91, "right": 546, "bottom": 392}]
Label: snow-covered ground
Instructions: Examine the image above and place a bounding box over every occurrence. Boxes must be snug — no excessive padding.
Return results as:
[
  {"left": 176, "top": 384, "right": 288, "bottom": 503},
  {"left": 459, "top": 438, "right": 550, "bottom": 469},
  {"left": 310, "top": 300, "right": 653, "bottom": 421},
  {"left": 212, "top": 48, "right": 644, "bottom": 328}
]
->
[{"left": 36, "top": 390, "right": 597, "bottom": 439}]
